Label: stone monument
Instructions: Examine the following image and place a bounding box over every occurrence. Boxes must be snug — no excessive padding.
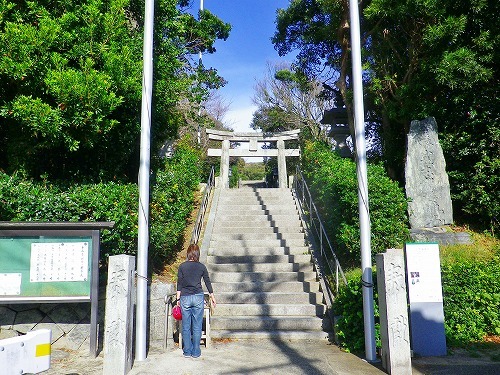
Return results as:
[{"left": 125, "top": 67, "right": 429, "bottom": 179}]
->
[
  {"left": 103, "top": 255, "right": 135, "bottom": 375},
  {"left": 405, "top": 117, "right": 453, "bottom": 229},
  {"left": 376, "top": 249, "right": 412, "bottom": 375}
]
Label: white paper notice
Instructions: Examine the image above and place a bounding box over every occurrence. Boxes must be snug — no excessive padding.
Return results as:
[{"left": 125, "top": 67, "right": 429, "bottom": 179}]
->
[
  {"left": 30, "top": 242, "right": 89, "bottom": 282},
  {"left": 0, "top": 273, "right": 22, "bottom": 295},
  {"left": 405, "top": 243, "right": 443, "bottom": 303}
]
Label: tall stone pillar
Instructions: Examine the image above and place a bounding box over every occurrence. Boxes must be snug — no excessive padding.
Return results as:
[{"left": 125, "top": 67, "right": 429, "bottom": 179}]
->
[
  {"left": 405, "top": 117, "right": 453, "bottom": 228},
  {"left": 277, "top": 139, "right": 287, "bottom": 188},
  {"left": 221, "top": 139, "right": 230, "bottom": 189},
  {"left": 103, "top": 255, "right": 135, "bottom": 375},
  {"left": 376, "top": 249, "right": 412, "bottom": 375}
]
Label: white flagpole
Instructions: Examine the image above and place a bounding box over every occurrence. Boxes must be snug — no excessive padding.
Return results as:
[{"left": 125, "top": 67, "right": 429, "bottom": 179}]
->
[
  {"left": 199, "top": 0, "right": 204, "bottom": 64},
  {"left": 136, "top": 0, "right": 155, "bottom": 361},
  {"left": 348, "top": 0, "right": 377, "bottom": 362}
]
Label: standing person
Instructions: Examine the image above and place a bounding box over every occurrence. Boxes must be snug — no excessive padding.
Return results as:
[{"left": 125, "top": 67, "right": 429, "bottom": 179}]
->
[{"left": 176, "top": 243, "right": 216, "bottom": 358}]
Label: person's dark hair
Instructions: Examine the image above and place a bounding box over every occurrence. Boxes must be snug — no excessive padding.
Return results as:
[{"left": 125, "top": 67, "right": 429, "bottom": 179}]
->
[{"left": 187, "top": 243, "right": 200, "bottom": 262}]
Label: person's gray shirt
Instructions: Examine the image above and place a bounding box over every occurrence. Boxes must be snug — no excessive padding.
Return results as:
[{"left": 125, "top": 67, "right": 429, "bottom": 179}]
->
[{"left": 177, "top": 261, "right": 213, "bottom": 296}]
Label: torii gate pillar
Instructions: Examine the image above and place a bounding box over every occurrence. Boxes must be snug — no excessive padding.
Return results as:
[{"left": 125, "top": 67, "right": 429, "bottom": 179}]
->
[
  {"left": 221, "top": 139, "right": 230, "bottom": 189},
  {"left": 207, "top": 129, "right": 300, "bottom": 189},
  {"left": 277, "top": 139, "right": 287, "bottom": 189}
]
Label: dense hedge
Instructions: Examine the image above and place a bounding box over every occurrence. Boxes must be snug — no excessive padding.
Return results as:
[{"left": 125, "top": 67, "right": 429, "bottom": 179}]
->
[
  {"left": 0, "top": 139, "right": 202, "bottom": 268},
  {"left": 229, "top": 165, "right": 240, "bottom": 188},
  {"left": 239, "top": 162, "right": 266, "bottom": 181},
  {"left": 0, "top": 174, "right": 139, "bottom": 257},
  {"left": 442, "top": 256, "right": 500, "bottom": 345},
  {"left": 333, "top": 269, "right": 380, "bottom": 353},
  {"left": 150, "top": 139, "right": 202, "bottom": 265},
  {"left": 301, "top": 141, "right": 409, "bottom": 265},
  {"left": 334, "top": 254, "right": 500, "bottom": 352}
]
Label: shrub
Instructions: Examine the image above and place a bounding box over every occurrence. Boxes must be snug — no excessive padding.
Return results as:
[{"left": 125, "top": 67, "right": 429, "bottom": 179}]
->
[
  {"left": 151, "top": 138, "right": 202, "bottom": 265},
  {"left": 442, "top": 255, "right": 500, "bottom": 345},
  {"left": 334, "top": 251, "right": 500, "bottom": 352},
  {"left": 0, "top": 138, "right": 202, "bottom": 269},
  {"left": 333, "top": 268, "right": 380, "bottom": 353},
  {"left": 229, "top": 165, "right": 240, "bottom": 188},
  {"left": 0, "top": 173, "right": 139, "bottom": 258},
  {"left": 301, "top": 141, "right": 409, "bottom": 266},
  {"left": 240, "top": 162, "right": 266, "bottom": 180}
]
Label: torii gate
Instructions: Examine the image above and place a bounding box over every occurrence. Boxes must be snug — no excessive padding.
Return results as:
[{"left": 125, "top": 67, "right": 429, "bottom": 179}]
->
[{"left": 206, "top": 129, "right": 300, "bottom": 189}]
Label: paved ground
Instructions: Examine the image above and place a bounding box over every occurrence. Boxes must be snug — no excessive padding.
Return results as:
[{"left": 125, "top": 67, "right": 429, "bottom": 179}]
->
[{"left": 43, "top": 339, "right": 499, "bottom": 375}]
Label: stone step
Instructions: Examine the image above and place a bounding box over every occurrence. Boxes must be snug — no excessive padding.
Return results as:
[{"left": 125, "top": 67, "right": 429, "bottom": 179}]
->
[
  {"left": 211, "top": 281, "right": 320, "bottom": 293},
  {"left": 204, "top": 186, "right": 331, "bottom": 341},
  {"left": 216, "top": 205, "right": 297, "bottom": 212},
  {"left": 210, "top": 271, "right": 317, "bottom": 283},
  {"left": 208, "top": 254, "right": 311, "bottom": 264},
  {"left": 214, "top": 303, "right": 326, "bottom": 317},
  {"left": 211, "top": 226, "right": 303, "bottom": 234},
  {"left": 210, "top": 238, "right": 308, "bottom": 248},
  {"left": 217, "top": 198, "right": 297, "bottom": 211},
  {"left": 220, "top": 189, "right": 293, "bottom": 198},
  {"left": 215, "top": 292, "right": 323, "bottom": 305},
  {"left": 210, "top": 233, "right": 306, "bottom": 241},
  {"left": 207, "top": 262, "right": 313, "bottom": 273},
  {"left": 213, "top": 219, "right": 303, "bottom": 228},
  {"left": 217, "top": 200, "right": 295, "bottom": 206},
  {"left": 213, "top": 220, "right": 302, "bottom": 229},
  {"left": 210, "top": 316, "right": 325, "bottom": 331},
  {"left": 218, "top": 194, "right": 295, "bottom": 206},
  {"left": 208, "top": 246, "right": 310, "bottom": 256},
  {"left": 210, "top": 330, "right": 332, "bottom": 340},
  {"left": 216, "top": 214, "right": 301, "bottom": 222}
]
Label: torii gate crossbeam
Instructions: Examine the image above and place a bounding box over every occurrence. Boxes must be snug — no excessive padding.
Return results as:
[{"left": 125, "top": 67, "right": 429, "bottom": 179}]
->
[{"left": 206, "top": 129, "right": 300, "bottom": 188}]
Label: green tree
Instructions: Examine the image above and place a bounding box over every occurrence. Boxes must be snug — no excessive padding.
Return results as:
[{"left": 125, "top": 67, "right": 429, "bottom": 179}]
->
[
  {"left": 251, "top": 62, "right": 334, "bottom": 141},
  {"left": 0, "top": 0, "right": 230, "bottom": 181},
  {"left": 273, "top": 0, "right": 353, "bottom": 135},
  {"left": 362, "top": 0, "right": 497, "bottom": 183},
  {"left": 273, "top": 0, "right": 498, "bottom": 231}
]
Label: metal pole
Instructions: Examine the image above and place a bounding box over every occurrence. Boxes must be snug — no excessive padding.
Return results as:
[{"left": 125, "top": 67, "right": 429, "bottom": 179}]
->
[
  {"left": 199, "top": 0, "right": 204, "bottom": 64},
  {"left": 348, "top": 0, "right": 377, "bottom": 362},
  {"left": 197, "top": 0, "right": 204, "bottom": 143},
  {"left": 136, "top": 0, "right": 155, "bottom": 362}
]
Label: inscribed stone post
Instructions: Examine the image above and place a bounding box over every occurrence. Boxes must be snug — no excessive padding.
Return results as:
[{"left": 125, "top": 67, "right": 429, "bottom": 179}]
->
[
  {"left": 376, "top": 249, "right": 412, "bottom": 375},
  {"left": 103, "top": 255, "right": 135, "bottom": 375},
  {"left": 405, "top": 117, "right": 453, "bottom": 228}
]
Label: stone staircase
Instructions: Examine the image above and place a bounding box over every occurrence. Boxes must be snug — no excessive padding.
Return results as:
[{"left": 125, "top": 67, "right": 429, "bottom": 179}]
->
[{"left": 205, "top": 183, "right": 331, "bottom": 340}]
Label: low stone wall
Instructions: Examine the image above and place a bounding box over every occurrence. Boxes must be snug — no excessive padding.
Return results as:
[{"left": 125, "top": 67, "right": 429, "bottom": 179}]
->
[
  {"left": 0, "top": 281, "right": 175, "bottom": 353},
  {"left": 0, "top": 300, "right": 100, "bottom": 352},
  {"left": 149, "top": 282, "right": 176, "bottom": 344}
]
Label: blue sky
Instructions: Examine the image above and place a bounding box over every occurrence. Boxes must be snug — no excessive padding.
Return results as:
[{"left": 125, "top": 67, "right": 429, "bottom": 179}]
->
[{"left": 196, "top": 0, "right": 295, "bottom": 132}]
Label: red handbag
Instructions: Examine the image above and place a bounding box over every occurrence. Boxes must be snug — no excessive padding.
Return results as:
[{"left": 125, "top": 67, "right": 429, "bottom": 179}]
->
[{"left": 172, "top": 305, "right": 182, "bottom": 320}]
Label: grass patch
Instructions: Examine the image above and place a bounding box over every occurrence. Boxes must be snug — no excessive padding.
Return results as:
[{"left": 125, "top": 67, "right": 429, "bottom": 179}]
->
[{"left": 440, "top": 227, "right": 500, "bottom": 265}]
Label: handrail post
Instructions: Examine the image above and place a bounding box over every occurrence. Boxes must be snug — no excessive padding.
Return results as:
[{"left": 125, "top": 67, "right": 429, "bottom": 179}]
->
[
  {"left": 190, "top": 166, "right": 215, "bottom": 245},
  {"left": 309, "top": 194, "right": 312, "bottom": 227},
  {"left": 336, "top": 263, "right": 339, "bottom": 294},
  {"left": 292, "top": 166, "right": 347, "bottom": 293},
  {"left": 319, "top": 219, "right": 323, "bottom": 255}
]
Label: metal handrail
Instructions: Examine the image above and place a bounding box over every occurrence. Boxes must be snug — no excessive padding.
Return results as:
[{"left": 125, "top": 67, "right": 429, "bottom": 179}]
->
[
  {"left": 293, "top": 166, "right": 347, "bottom": 298},
  {"left": 190, "top": 166, "right": 215, "bottom": 245}
]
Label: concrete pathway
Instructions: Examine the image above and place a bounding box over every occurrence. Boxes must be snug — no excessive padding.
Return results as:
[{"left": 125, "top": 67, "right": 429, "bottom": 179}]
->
[
  {"left": 45, "top": 339, "right": 499, "bottom": 375},
  {"left": 46, "top": 339, "right": 386, "bottom": 375}
]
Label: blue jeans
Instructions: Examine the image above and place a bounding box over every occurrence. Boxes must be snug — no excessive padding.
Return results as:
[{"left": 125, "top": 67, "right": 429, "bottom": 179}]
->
[{"left": 180, "top": 293, "right": 204, "bottom": 357}]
